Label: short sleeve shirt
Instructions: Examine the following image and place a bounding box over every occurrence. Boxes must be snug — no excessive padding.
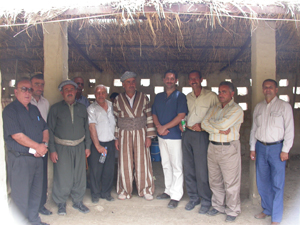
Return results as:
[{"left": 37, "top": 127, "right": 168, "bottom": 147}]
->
[
  {"left": 3, "top": 100, "right": 48, "bottom": 153},
  {"left": 152, "top": 90, "right": 188, "bottom": 139}
]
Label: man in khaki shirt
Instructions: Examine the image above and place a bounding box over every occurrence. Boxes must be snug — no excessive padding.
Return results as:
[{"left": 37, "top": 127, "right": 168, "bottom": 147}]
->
[
  {"left": 181, "top": 70, "right": 218, "bottom": 213},
  {"left": 202, "top": 81, "right": 243, "bottom": 223}
]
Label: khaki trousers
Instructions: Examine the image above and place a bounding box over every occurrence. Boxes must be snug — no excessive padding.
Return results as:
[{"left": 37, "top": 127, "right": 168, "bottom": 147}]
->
[{"left": 207, "top": 140, "right": 241, "bottom": 217}]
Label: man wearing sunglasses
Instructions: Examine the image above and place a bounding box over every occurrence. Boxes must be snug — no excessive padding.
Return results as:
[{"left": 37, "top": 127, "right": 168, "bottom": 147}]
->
[
  {"left": 73, "top": 76, "right": 90, "bottom": 108},
  {"left": 30, "top": 74, "right": 52, "bottom": 216},
  {"left": 3, "top": 77, "right": 49, "bottom": 225}
]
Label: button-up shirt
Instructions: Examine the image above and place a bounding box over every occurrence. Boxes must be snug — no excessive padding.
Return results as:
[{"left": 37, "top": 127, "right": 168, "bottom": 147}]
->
[
  {"left": 31, "top": 96, "right": 49, "bottom": 122},
  {"left": 87, "top": 100, "right": 116, "bottom": 142},
  {"left": 202, "top": 98, "right": 244, "bottom": 142},
  {"left": 76, "top": 95, "right": 90, "bottom": 108},
  {"left": 125, "top": 92, "right": 136, "bottom": 108},
  {"left": 249, "top": 96, "right": 294, "bottom": 153},
  {"left": 186, "top": 88, "right": 219, "bottom": 126}
]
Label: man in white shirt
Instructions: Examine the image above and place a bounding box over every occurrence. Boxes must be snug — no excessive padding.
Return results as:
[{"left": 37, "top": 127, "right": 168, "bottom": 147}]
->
[
  {"left": 250, "top": 79, "right": 294, "bottom": 225},
  {"left": 87, "top": 85, "right": 116, "bottom": 203},
  {"left": 30, "top": 74, "right": 52, "bottom": 216}
]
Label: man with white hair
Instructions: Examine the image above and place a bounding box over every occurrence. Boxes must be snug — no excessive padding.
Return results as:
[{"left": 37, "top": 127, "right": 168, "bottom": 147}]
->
[
  {"left": 114, "top": 71, "right": 156, "bottom": 201},
  {"left": 87, "top": 85, "right": 116, "bottom": 203}
]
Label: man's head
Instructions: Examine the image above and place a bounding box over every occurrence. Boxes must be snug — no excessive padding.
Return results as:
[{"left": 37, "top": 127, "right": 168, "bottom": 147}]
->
[
  {"left": 58, "top": 80, "right": 78, "bottom": 105},
  {"left": 110, "top": 92, "right": 119, "bottom": 102},
  {"left": 14, "top": 77, "right": 33, "bottom": 107},
  {"left": 163, "top": 69, "right": 178, "bottom": 90},
  {"left": 73, "top": 76, "right": 85, "bottom": 98},
  {"left": 120, "top": 71, "right": 137, "bottom": 96},
  {"left": 95, "top": 85, "right": 108, "bottom": 105},
  {"left": 30, "top": 74, "right": 45, "bottom": 99},
  {"left": 188, "top": 70, "right": 203, "bottom": 90},
  {"left": 218, "top": 81, "right": 235, "bottom": 107},
  {"left": 262, "top": 79, "right": 278, "bottom": 101}
]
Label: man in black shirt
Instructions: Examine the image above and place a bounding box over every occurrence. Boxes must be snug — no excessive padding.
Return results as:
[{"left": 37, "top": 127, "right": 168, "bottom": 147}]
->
[{"left": 3, "top": 77, "right": 49, "bottom": 225}]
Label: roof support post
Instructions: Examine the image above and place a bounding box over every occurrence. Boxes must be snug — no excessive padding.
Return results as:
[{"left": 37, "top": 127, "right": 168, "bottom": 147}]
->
[{"left": 250, "top": 21, "right": 276, "bottom": 204}]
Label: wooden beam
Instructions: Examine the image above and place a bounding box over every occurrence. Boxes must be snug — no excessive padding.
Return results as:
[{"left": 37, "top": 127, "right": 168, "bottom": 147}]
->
[
  {"left": 68, "top": 33, "right": 103, "bottom": 72},
  {"left": 219, "top": 35, "right": 251, "bottom": 72}
]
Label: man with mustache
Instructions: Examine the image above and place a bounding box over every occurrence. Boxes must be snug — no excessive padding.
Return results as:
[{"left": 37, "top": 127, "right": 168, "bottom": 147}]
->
[
  {"left": 48, "top": 80, "right": 91, "bottom": 215},
  {"left": 152, "top": 69, "right": 188, "bottom": 209},
  {"left": 181, "top": 70, "right": 218, "bottom": 213},
  {"left": 202, "top": 81, "right": 244, "bottom": 222},
  {"left": 30, "top": 74, "right": 52, "bottom": 216},
  {"left": 114, "top": 71, "right": 156, "bottom": 201},
  {"left": 73, "top": 76, "right": 90, "bottom": 108},
  {"left": 87, "top": 85, "right": 116, "bottom": 203},
  {"left": 3, "top": 77, "right": 49, "bottom": 225}
]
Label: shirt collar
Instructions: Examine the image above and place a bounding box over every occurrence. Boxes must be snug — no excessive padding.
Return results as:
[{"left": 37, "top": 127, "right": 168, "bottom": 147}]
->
[
  {"left": 264, "top": 96, "right": 278, "bottom": 105},
  {"left": 191, "top": 88, "right": 207, "bottom": 98},
  {"left": 217, "top": 98, "right": 234, "bottom": 108}
]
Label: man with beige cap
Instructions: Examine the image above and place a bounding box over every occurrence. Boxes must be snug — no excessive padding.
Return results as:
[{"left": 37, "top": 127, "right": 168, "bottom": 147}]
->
[
  {"left": 114, "top": 71, "right": 156, "bottom": 201},
  {"left": 48, "top": 80, "right": 91, "bottom": 215}
]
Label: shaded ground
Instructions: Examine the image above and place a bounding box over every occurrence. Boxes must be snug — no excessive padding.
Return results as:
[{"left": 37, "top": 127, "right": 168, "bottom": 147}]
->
[{"left": 24, "top": 154, "right": 300, "bottom": 224}]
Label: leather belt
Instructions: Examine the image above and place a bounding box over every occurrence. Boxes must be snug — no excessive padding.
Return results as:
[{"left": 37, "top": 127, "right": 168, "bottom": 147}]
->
[
  {"left": 211, "top": 141, "right": 230, "bottom": 146},
  {"left": 258, "top": 140, "right": 283, "bottom": 146},
  {"left": 186, "top": 126, "right": 202, "bottom": 132},
  {"left": 54, "top": 135, "right": 85, "bottom": 146}
]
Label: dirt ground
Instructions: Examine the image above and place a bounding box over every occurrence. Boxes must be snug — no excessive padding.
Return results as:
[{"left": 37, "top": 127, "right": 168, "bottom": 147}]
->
[{"left": 7, "top": 153, "right": 300, "bottom": 225}]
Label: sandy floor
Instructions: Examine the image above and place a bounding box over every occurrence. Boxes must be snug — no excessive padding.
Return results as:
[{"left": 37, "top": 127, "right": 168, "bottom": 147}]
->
[{"left": 10, "top": 154, "right": 300, "bottom": 225}]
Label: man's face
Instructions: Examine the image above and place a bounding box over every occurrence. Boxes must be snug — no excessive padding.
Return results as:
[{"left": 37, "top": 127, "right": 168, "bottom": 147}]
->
[
  {"left": 218, "top": 85, "right": 234, "bottom": 106},
  {"left": 95, "top": 87, "right": 108, "bottom": 105},
  {"left": 263, "top": 81, "right": 278, "bottom": 99},
  {"left": 31, "top": 78, "right": 45, "bottom": 98},
  {"left": 74, "top": 77, "right": 84, "bottom": 95},
  {"left": 163, "top": 73, "right": 177, "bottom": 90},
  {"left": 61, "top": 84, "right": 77, "bottom": 104},
  {"left": 188, "top": 72, "right": 203, "bottom": 90},
  {"left": 122, "top": 78, "right": 136, "bottom": 95},
  {"left": 14, "top": 80, "right": 33, "bottom": 106}
]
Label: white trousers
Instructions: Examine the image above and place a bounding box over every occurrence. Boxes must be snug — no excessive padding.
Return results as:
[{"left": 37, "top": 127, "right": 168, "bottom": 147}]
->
[{"left": 158, "top": 137, "right": 183, "bottom": 201}]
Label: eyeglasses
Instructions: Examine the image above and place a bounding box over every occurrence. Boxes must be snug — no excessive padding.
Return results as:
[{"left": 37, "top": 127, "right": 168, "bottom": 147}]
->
[
  {"left": 19, "top": 87, "right": 33, "bottom": 93},
  {"left": 76, "top": 82, "right": 84, "bottom": 86}
]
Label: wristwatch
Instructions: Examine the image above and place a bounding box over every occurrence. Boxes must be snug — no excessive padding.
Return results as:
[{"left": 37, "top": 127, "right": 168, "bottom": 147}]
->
[{"left": 42, "top": 142, "right": 48, "bottom": 147}]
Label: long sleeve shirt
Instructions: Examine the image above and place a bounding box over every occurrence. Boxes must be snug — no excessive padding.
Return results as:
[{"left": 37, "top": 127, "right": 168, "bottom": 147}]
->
[
  {"left": 249, "top": 96, "right": 294, "bottom": 153},
  {"left": 202, "top": 99, "right": 244, "bottom": 142}
]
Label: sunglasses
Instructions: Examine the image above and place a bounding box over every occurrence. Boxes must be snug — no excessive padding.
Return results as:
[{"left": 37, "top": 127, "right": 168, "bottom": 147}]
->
[
  {"left": 19, "top": 87, "right": 33, "bottom": 93},
  {"left": 76, "top": 82, "right": 84, "bottom": 86}
]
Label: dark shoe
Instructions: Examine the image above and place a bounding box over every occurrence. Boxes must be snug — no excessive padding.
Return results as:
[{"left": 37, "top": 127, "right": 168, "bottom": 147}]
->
[
  {"left": 207, "top": 208, "right": 223, "bottom": 216},
  {"left": 254, "top": 212, "right": 269, "bottom": 219},
  {"left": 39, "top": 206, "right": 52, "bottom": 215},
  {"left": 73, "top": 202, "right": 90, "bottom": 214},
  {"left": 92, "top": 196, "right": 99, "bottom": 203},
  {"left": 185, "top": 200, "right": 200, "bottom": 211},
  {"left": 199, "top": 205, "right": 211, "bottom": 214},
  {"left": 168, "top": 200, "right": 179, "bottom": 209},
  {"left": 101, "top": 196, "right": 115, "bottom": 202},
  {"left": 225, "top": 215, "right": 236, "bottom": 222},
  {"left": 57, "top": 203, "right": 66, "bottom": 215},
  {"left": 156, "top": 193, "right": 170, "bottom": 200},
  {"left": 39, "top": 222, "right": 50, "bottom": 225}
]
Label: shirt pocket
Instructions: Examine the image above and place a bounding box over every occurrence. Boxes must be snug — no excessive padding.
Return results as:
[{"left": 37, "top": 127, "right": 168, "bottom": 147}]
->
[{"left": 270, "top": 112, "right": 283, "bottom": 128}]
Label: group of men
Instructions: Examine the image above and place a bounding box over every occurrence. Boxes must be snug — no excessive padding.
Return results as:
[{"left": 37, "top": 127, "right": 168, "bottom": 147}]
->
[{"left": 3, "top": 70, "right": 293, "bottom": 225}]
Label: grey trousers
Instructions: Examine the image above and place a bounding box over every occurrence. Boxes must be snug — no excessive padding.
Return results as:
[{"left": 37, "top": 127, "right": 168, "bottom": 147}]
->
[
  {"left": 39, "top": 152, "right": 48, "bottom": 209},
  {"left": 8, "top": 152, "right": 43, "bottom": 225},
  {"left": 52, "top": 142, "right": 86, "bottom": 204},
  {"left": 182, "top": 130, "right": 212, "bottom": 206},
  {"left": 207, "top": 140, "right": 241, "bottom": 216}
]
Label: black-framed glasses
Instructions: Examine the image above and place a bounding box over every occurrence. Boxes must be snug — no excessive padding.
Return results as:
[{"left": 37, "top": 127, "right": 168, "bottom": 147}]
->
[
  {"left": 19, "top": 87, "right": 33, "bottom": 93},
  {"left": 76, "top": 82, "right": 84, "bottom": 86}
]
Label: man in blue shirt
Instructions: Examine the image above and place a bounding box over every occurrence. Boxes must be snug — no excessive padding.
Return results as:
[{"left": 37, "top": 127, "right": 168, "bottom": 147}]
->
[
  {"left": 73, "top": 76, "right": 90, "bottom": 108},
  {"left": 152, "top": 70, "right": 188, "bottom": 209}
]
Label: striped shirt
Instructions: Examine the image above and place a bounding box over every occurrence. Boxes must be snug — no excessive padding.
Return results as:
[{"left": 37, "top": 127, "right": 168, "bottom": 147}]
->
[
  {"left": 249, "top": 96, "right": 294, "bottom": 153},
  {"left": 202, "top": 98, "right": 244, "bottom": 142}
]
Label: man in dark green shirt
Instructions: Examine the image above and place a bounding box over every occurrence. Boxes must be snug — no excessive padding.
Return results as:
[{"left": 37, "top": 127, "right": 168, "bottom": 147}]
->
[{"left": 48, "top": 80, "right": 91, "bottom": 215}]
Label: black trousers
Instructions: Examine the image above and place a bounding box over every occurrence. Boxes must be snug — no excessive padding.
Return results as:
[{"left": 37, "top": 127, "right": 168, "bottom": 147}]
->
[
  {"left": 182, "top": 130, "right": 212, "bottom": 207},
  {"left": 88, "top": 140, "right": 115, "bottom": 198},
  {"left": 39, "top": 152, "right": 48, "bottom": 209},
  {"left": 8, "top": 151, "right": 43, "bottom": 225}
]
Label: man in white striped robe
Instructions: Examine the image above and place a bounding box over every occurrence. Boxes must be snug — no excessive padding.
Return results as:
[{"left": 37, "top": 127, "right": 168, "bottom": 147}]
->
[{"left": 114, "top": 71, "right": 156, "bottom": 201}]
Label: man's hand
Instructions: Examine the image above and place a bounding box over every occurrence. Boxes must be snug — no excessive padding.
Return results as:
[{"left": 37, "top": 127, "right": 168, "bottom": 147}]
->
[
  {"left": 50, "top": 152, "right": 58, "bottom": 163},
  {"left": 85, "top": 149, "right": 91, "bottom": 158},
  {"left": 145, "top": 138, "right": 152, "bottom": 148},
  {"left": 250, "top": 151, "right": 256, "bottom": 161},
  {"left": 219, "top": 128, "right": 231, "bottom": 135},
  {"left": 115, "top": 139, "right": 119, "bottom": 151},
  {"left": 179, "top": 123, "right": 183, "bottom": 132},
  {"left": 280, "top": 152, "right": 289, "bottom": 161},
  {"left": 157, "top": 125, "right": 168, "bottom": 136},
  {"left": 97, "top": 146, "right": 107, "bottom": 155},
  {"left": 191, "top": 123, "right": 202, "bottom": 132},
  {"left": 35, "top": 143, "right": 48, "bottom": 157}
]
